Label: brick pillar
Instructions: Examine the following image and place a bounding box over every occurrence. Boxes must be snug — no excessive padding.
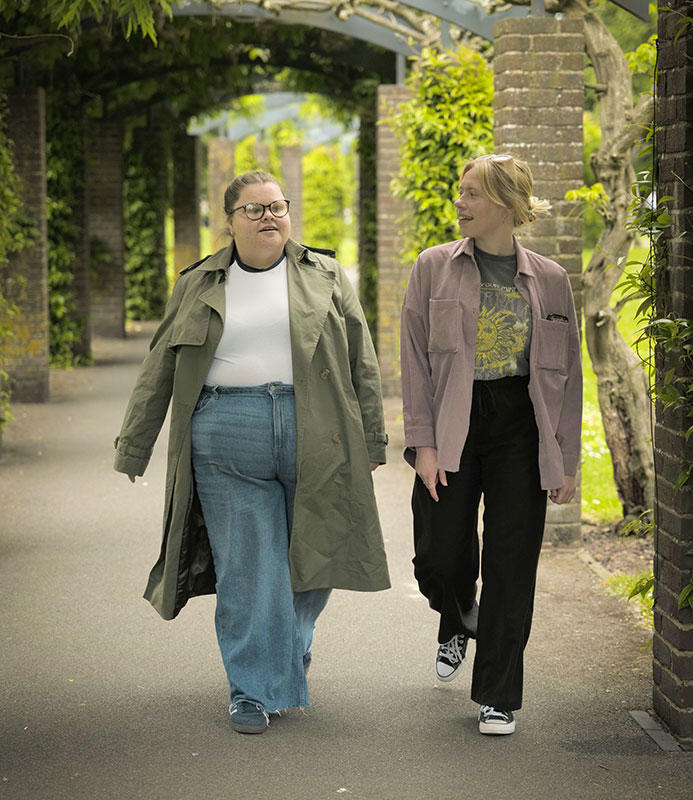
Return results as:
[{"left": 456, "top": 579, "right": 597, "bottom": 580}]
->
[
  {"left": 173, "top": 130, "right": 201, "bottom": 276},
  {"left": 281, "top": 145, "right": 303, "bottom": 244},
  {"left": 207, "top": 137, "right": 234, "bottom": 252},
  {"left": 494, "top": 16, "right": 584, "bottom": 546},
  {"left": 86, "top": 120, "right": 125, "bottom": 338},
  {"left": 1, "top": 88, "right": 49, "bottom": 402},
  {"left": 653, "top": 0, "right": 693, "bottom": 749},
  {"left": 376, "top": 84, "right": 411, "bottom": 397}
]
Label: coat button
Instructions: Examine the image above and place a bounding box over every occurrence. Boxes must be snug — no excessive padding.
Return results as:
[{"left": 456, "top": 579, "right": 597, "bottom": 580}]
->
[
  {"left": 332, "top": 433, "right": 341, "bottom": 444},
  {"left": 320, "top": 368, "right": 331, "bottom": 379}
]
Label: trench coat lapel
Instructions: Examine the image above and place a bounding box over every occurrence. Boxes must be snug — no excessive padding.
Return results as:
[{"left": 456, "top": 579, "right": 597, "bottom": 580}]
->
[
  {"left": 285, "top": 239, "right": 336, "bottom": 383},
  {"left": 196, "top": 245, "right": 231, "bottom": 320},
  {"left": 198, "top": 282, "right": 226, "bottom": 320}
]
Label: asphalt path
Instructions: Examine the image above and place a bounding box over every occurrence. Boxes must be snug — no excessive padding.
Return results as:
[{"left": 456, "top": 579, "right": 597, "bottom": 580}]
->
[{"left": 1, "top": 324, "right": 691, "bottom": 800}]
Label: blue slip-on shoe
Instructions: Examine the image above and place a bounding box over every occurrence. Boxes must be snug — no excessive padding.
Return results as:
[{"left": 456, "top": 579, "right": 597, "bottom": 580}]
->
[{"left": 229, "top": 700, "right": 270, "bottom": 734}]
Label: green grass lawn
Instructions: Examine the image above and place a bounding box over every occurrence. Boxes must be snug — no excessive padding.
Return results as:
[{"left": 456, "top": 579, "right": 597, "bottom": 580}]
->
[{"left": 581, "top": 245, "right": 649, "bottom": 523}]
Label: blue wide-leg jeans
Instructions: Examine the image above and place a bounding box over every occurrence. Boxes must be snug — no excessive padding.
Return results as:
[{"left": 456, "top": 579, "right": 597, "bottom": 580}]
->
[{"left": 191, "top": 383, "right": 331, "bottom": 712}]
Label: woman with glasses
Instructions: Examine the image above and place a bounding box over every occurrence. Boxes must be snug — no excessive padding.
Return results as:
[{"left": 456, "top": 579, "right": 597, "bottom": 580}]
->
[
  {"left": 115, "top": 171, "right": 389, "bottom": 735},
  {"left": 400, "top": 154, "right": 582, "bottom": 735}
]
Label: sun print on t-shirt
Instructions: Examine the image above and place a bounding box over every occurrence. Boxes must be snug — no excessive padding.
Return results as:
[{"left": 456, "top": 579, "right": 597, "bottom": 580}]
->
[{"left": 475, "top": 303, "right": 528, "bottom": 374}]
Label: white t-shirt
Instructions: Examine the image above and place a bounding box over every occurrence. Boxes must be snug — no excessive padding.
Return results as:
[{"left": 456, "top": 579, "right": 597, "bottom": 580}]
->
[{"left": 204, "top": 254, "right": 293, "bottom": 386}]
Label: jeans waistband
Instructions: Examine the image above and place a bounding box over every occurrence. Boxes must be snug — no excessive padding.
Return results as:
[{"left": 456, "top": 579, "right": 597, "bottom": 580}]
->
[{"left": 202, "top": 382, "right": 294, "bottom": 397}]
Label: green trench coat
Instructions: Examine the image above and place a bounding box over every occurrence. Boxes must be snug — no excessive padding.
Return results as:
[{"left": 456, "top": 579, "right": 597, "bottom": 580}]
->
[{"left": 114, "top": 239, "right": 390, "bottom": 620}]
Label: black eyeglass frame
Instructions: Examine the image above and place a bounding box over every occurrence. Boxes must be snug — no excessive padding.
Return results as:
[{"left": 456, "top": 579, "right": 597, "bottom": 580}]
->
[{"left": 229, "top": 199, "right": 291, "bottom": 220}]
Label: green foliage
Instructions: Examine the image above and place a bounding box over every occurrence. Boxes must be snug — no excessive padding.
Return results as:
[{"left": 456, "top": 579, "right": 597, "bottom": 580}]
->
[
  {"left": 581, "top": 111, "right": 605, "bottom": 248},
  {"left": 594, "top": 0, "right": 658, "bottom": 52},
  {"left": 46, "top": 103, "right": 89, "bottom": 367},
  {"left": 0, "top": 91, "right": 37, "bottom": 430},
  {"left": 0, "top": 95, "right": 30, "bottom": 264},
  {"left": 619, "top": 509, "right": 655, "bottom": 537},
  {"left": 606, "top": 570, "right": 654, "bottom": 626},
  {"left": 680, "top": 549, "right": 693, "bottom": 612},
  {"left": 303, "top": 143, "right": 355, "bottom": 254},
  {"left": 616, "top": 162, "right": 693, "bottom": 612},
  {"left": 43, "top": 0, "right": 173, "bottom": 41},
  {"left": 357, "top": 95, "right": 378, "bottom": 339},
  {"left": 389, "top": 46, "right": 493, "bottom": 263},
  {"left": 626, "top": 33, "right": 658, "bottom": 76},
  {"left": 123, "top": 125, "right": 169, "bottom": 320},
  {"left": 566, "top": 182, "right": 610, "bottom": 215},
  {"left": 234, "top": 135, "right": 262, "bottom": 175},
  {"left": 585, "top": 0, "right": 658, "bottom": 110}
]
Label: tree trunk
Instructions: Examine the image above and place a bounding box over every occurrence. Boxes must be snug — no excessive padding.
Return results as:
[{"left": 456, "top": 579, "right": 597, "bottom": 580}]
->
[{"left": 564, "top": 0, "right": 655, "bottom": 517}]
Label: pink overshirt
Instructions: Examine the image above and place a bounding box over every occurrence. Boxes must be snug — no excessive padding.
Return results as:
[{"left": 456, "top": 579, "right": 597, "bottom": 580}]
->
[{"left": 400, "top": 236, "right": 582, "bottom": 491}]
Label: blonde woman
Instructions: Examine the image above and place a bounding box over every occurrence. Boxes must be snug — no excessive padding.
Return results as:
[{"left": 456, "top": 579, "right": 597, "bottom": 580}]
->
[{"left": 400, "top": 154, "right": 582, "bottom": 735}]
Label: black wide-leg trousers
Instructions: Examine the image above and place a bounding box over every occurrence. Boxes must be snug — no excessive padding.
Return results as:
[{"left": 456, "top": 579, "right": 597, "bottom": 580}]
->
[{"left": 412, "top": 375, "right": 547, "bottom": 711}]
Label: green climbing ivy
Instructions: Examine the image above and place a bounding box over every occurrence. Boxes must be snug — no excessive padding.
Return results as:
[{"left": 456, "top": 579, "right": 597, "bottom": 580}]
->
[
  {"left": 46, "top": 102, "right": 89, "bottom": 367},
  {"left": 303, "top": 143, "right": 355, "bottom": 254},
  {"left": 388, "top": 46, "right": 494, "bottom": 264},
  {"left": 123, "top": 123, "right": 170, "bottom": 321},
  {"left": 618, "top": 173, "right": 693, "bottom": 612},
  {"left": 0, "top": 90, "right": 36, "bottom": 431},
  {"left": 355, "top": 91, "right": 377, "bottom": 340}
]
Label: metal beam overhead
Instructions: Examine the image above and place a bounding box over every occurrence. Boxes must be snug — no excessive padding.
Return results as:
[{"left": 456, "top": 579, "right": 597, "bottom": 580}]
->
[
  {"left": 174, "top": 0, "right": 650, "bottom": 57},
  {"left": 393, "top": 0, "right": 528, "bottom": 40},
  {"left": 174, "top": 2, "right": 419, "bottom": 55},
  {"left": 608, "top": 0, "right": 650, "bottom": 21}
]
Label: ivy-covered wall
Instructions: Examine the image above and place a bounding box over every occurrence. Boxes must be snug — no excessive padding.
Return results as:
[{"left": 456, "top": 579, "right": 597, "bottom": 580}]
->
[
  {"left": 123, "top": 120, "right": 170, "bottom": 320},
  {"left": 0, "top": 91, "right": 30, "bottom": 431},
  {"left": 46, "top": 101, "right": 90, "bottom": 366}
]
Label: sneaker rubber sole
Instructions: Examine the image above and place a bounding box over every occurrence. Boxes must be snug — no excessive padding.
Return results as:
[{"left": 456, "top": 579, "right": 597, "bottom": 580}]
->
[
  {"left": 478, "top": 718, "right": 516, "bottom": 735},
  {"left": 230, "top": 719, "right": 269, "bottom": 734},
  {"left": 229, "top": 703, "right": 270, "bottom": 734}
]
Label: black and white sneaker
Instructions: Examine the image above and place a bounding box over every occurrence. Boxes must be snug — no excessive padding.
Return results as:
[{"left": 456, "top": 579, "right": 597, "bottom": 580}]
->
[
  {"left": 478, "top": 705, "right": 516, "bottom": 735},
  {"left": 435, "top": 634, "right": 468, "bottom": 681}
]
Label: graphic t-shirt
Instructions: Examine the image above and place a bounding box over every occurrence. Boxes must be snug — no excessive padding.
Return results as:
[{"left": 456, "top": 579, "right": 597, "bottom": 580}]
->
[{"left": 473, "top": 246, "right": 532, "bottom": 380}]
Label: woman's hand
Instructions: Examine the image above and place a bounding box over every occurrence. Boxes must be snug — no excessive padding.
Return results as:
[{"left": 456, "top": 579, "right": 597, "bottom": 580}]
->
[
  {"left": 415, "top": 446, "right": 447, "bottom": 502},
  {"left": 549, "top": 475, "right": 576, "bottom": 504}
]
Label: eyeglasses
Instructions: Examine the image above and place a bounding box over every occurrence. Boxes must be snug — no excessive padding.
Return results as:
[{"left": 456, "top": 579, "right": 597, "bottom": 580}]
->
[
  {"left": 476, "top": 154, "right": 512, "bottom": 163},
  {"left": 477, "top": 154, "right": 512, "bottom": 163},
  {"left": 229, "top": 199, "right": 290, "bottom": 220}
]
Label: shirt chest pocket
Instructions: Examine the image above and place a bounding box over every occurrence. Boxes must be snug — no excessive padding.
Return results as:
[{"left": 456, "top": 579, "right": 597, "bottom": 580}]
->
[
  {"left": 534, "top": 317, "right": 568, "bottom": 371},
  {"left": 428, "top": 299, "right": 459, "bottom": 353}
]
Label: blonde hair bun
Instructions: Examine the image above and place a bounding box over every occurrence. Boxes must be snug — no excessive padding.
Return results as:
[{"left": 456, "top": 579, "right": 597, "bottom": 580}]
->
[{"left": 464, "top": 155, "right": 551, "bottom": 227}]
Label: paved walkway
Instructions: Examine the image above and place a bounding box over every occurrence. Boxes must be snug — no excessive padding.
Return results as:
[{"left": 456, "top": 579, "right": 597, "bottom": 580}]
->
[{"left": 1, "top": 325, "right": 691, "bottom": 800}]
